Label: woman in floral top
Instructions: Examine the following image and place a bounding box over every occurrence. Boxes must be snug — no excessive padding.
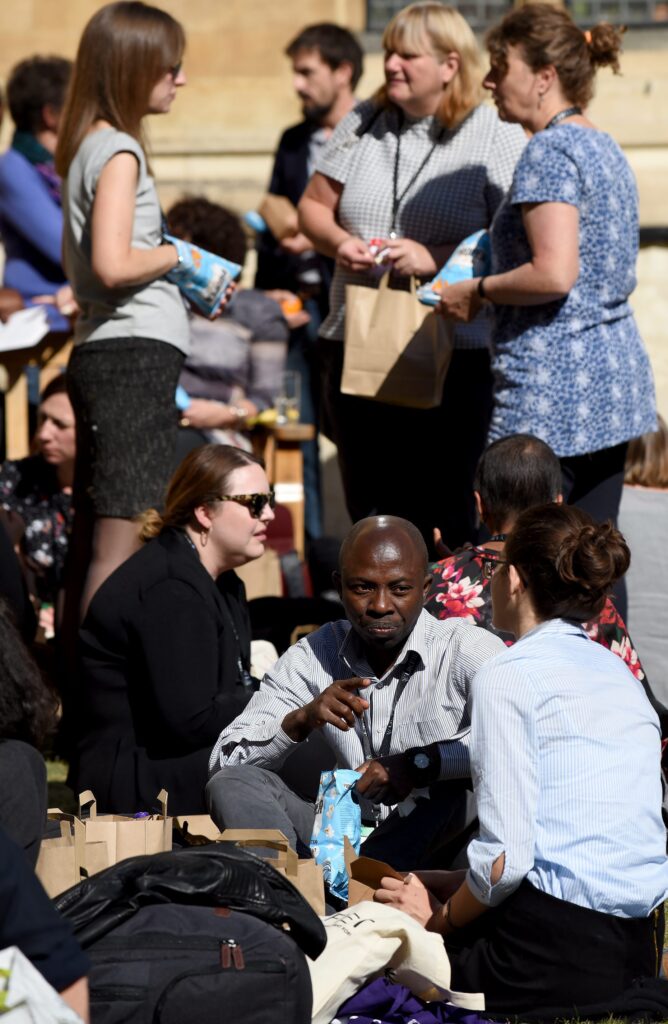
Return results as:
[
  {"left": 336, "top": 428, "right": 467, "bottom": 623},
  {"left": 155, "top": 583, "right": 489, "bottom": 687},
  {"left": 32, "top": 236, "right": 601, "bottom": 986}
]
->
[
  {"left": 425, "top": 544, "right": 646, "bottom": 684},
  {"left": 0, "top": 376, "right": 74, "bottom": 605},
  {"left": 424, "top": 433, "right": 662, "bottom": 718}
]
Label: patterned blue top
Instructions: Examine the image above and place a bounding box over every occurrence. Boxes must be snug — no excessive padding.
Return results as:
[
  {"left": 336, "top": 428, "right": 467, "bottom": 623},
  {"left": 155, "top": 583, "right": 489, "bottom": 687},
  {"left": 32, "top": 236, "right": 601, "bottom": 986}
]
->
[
  {"left": 489, "top": 125, "right": 656, "bottom": 457},
  {"left": 467, "top": 619, "right": 668, "bottom": 917}
]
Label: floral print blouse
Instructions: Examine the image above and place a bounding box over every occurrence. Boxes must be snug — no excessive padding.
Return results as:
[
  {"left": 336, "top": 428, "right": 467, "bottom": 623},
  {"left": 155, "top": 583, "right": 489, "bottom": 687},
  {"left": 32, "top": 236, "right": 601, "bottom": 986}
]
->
[
  {"left": 425, "top": 545, "right": 646, "bottom": 684},
  {"left": 489, "top": 125, "right": 656, "bottom": 456},
  {"left": 0, "top": 455, "right": 73, "bottom": 603}
]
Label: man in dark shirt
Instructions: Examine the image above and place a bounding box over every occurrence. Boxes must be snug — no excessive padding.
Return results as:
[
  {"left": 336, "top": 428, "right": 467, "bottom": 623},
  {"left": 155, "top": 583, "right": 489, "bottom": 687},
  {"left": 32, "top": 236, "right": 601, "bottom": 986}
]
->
[{"left": 255, "top": 24, "right": 363, "bottom": 541}]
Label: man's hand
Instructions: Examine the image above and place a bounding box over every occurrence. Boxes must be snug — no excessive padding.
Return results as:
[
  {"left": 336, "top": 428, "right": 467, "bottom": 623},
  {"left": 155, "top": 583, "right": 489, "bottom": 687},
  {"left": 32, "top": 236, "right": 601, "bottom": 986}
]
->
[
  {"left": 0, "top": 288, "right": 24, "bottom": 322},
  {"left": 374, "top": 872, "right": 443, "bottom": 928},
  {"left": 282, "top": 677, "right": 370, "bottom": 742},
  {"left": 279, "top": 231, "right": 313, "bottom": 256},
  {"left": 354, "top": 753, "right": 416, "bottom": 805}
]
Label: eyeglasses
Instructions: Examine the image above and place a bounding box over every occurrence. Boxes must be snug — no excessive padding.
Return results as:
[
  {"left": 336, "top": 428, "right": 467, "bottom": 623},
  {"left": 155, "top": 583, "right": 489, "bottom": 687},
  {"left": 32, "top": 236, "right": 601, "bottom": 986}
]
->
[
  {"left": 167, "top": 61, "right": 182, "bottom": 80},
  {"left": 481, "top": 556, "right": 506, "bottom": 581},
  {"left": 217, "top": 490, "right": 276, "bottom": 518}
]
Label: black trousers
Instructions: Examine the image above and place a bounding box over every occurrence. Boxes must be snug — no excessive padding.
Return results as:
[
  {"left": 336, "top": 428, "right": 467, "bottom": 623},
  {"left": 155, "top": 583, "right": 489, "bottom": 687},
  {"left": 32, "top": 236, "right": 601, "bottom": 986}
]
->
[
  {"left": 448, "top": 879, "right": 663, "bottom": 1019},
  {"left": 319, "top": 339, "right": 493, "bottom": 553},
  {"left": 560, "top": 441, "right": 629, "bottom": 617},
  {"left": 560, "top": 441, "right": 628, "bottom": 527}
]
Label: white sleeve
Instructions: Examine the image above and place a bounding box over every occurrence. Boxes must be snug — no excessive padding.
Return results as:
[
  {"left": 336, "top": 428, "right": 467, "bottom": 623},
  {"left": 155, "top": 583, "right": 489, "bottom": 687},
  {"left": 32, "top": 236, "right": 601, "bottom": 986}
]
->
[
  {"left": 208, "top": 640, "right": 321, "bottom": 775},
  {"left": 465, "top": 656, "right": 540, "bottom": 906}
]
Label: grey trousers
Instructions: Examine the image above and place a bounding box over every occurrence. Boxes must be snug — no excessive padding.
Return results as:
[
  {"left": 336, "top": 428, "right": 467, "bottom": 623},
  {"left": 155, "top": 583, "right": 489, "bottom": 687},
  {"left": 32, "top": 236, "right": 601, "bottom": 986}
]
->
[
  {"left": 206, "top": 765, "right": 316, "bottom": 857},
  {"left": 206, "top": 765, "right": 475, "bottom": 870}
]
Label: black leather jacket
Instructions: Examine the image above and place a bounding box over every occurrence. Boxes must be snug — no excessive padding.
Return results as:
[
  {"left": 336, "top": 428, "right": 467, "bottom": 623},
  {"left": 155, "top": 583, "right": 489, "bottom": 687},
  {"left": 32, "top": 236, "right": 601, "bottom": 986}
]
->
[{"left": 54, "top": 844, "right": 326, "bottom": 960}]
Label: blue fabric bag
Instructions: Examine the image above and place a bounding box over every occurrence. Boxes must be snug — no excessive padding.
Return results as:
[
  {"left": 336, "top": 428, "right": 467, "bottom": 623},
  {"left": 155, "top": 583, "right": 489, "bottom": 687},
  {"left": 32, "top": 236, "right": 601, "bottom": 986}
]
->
[{"left": 310, "top": 769, "right": 362, "bottom": 901}]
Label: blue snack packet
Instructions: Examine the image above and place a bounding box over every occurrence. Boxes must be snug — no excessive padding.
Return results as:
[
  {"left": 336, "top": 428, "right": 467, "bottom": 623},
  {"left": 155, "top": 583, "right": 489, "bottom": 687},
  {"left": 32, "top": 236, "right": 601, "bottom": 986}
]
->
[
  {"left": 164, "top": 233, "right": 242, "bottom": 317},
  {"left": 417, "top": 229, "right": 491, "bottom": 307},
  {"left": 174, "top": 385, "right": 191, "bottom": 411},
  {"left": 310, "top": 769, "right": 362, "bottom": 901}
]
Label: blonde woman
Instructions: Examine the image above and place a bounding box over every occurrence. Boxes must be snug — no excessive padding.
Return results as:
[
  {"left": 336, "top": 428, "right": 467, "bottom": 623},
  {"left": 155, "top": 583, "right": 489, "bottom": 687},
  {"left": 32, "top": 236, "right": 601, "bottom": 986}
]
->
[
  {"left": 299, "top": 1, "right": 526, "bottom": 551},
  {"left": 56, "top": 1, "right": 189, "bottom": 615}
]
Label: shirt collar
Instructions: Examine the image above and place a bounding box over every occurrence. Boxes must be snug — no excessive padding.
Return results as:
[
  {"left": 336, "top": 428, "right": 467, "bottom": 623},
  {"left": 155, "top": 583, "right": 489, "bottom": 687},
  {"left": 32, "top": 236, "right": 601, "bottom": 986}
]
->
[
  {"left": 338, "top": 607, "right": 429, "bottom": 682},
  {"left": 516, "top": 617, "right": 588, "bottom": 645}
]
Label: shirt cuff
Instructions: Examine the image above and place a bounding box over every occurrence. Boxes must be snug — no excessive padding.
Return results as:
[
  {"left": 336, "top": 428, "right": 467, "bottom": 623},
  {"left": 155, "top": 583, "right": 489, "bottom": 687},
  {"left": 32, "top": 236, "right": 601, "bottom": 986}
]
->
[{"left": 436, "top": 737, "right": 471, "bottom": 779}]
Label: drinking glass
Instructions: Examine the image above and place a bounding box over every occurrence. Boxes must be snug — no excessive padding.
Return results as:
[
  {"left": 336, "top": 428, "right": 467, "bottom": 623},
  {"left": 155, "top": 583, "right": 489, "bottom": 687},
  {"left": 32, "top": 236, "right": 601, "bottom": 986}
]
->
[{"left": 276, "top": 370, "right": 301, "bottom": 425}]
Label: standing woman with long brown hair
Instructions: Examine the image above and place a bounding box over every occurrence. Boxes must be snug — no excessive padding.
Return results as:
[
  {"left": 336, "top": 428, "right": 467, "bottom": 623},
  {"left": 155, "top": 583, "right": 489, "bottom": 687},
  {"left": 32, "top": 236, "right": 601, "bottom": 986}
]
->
[{"left": 56, "top": 1, "right": 189, "bottom": 617}]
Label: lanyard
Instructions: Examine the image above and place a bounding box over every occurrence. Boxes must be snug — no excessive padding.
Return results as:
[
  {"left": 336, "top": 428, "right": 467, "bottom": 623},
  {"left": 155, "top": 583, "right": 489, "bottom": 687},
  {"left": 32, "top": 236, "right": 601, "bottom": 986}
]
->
[
  {"left": 360, "top": 650, "right": 422, "bottom": 761},
  {"left": 390, "top": 114, "right": 446, "bottom": 237},
  {"left": 183, "top": 532, "right": 254, "bottom": 687}
]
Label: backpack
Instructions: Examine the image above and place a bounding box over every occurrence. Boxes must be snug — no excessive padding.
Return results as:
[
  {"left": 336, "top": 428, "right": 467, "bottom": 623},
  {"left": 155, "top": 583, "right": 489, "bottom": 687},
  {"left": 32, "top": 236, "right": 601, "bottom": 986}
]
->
[
  {"left": 55, "top": 844, "right": 326, "bottom": 1023},
  {"left": 87, "top": 902, "right": 313, "bottom": 1023}
]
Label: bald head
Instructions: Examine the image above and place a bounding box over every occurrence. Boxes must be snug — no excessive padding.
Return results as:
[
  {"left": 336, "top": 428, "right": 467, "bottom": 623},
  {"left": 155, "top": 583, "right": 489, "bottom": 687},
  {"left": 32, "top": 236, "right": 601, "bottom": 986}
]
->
[
  {"left": 339, "top": 516, "right": 428, "bottom": 575},
  {"left": 335, "top": 517, "right": 430, "bottom": 671}
]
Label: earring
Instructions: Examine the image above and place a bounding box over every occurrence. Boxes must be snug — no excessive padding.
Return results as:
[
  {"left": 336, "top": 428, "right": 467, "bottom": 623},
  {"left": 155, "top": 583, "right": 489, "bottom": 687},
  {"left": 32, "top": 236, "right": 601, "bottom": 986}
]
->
[{"left": 200, "top": 529, "right": 209, "bottom": 548}]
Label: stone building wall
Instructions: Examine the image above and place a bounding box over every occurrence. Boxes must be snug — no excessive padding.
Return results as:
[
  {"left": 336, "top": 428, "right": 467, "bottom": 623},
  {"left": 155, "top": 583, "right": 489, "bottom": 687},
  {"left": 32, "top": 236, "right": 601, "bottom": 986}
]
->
[{"left": 0, "top": 0, "right": 666, "bottom": 416}]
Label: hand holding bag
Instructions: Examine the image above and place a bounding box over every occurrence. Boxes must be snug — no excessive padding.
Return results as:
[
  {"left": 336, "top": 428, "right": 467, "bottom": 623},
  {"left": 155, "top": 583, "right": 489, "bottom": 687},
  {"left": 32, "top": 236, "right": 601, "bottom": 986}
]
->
[{"left": 342, "top": 273, "right": 453, "bottom": 409}]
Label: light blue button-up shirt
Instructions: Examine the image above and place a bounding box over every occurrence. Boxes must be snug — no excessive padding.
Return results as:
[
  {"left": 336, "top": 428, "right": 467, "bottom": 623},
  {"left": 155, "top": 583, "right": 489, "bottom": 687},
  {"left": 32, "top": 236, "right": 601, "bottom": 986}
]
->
[{"left": 467, "top": 618, "right": 668, "bottom": 918}]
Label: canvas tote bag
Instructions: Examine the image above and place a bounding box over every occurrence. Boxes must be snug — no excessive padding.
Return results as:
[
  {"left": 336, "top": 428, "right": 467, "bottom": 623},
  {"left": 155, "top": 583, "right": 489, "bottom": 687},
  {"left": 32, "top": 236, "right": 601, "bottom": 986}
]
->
[{"left": 342, "top": 273, "right": 453, "bottom": 409}]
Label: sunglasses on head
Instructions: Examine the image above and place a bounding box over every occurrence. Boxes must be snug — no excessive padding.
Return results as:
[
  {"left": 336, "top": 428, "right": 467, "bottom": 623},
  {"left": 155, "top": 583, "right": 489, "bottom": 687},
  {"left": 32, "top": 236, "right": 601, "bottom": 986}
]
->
[{"left": 217, "top": 490, "right": 276, "bottom": 518}]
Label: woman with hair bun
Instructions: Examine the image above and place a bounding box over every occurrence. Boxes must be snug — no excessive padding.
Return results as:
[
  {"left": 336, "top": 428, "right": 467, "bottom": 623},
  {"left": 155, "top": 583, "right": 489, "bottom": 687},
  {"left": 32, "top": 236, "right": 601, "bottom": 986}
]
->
[
  {"left": 376, "top": 503, "right": 668, "bottom": 1016},
  {"left": 440, "top": 3, "right": 657, "bottom": 535},
  {"left": 71, "top": 444, "right": 275, "bottom": 814}
]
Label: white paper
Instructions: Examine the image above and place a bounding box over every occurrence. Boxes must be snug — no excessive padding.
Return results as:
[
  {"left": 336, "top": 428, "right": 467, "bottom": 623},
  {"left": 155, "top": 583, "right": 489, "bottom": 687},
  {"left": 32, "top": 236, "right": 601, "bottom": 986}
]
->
[
  {"left": 0, "top": 946, "right": 84, "bottom": 1023},
  {"left": 0, "top": 306, "right": 50, "bottom": 353}
]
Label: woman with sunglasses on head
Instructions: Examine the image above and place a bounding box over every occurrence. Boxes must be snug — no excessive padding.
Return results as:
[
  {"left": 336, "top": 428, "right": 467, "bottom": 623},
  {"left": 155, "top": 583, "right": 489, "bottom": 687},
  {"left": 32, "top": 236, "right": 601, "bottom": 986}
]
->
[
  {"left": 70, "top": 445, "right": 275, "bottom": 815},
  {"left": 376, "top": 503, "right": 668, "bottom": 1018},
  {"left": 55, "top": 2, "right": 191, "bottom": 622}
]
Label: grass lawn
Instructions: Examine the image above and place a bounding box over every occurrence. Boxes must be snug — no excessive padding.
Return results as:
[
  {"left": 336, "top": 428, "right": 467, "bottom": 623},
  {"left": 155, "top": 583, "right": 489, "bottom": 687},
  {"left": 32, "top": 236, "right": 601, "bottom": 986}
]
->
[{"left": 46, "top": 757, "right": 77, "bottom": 814}]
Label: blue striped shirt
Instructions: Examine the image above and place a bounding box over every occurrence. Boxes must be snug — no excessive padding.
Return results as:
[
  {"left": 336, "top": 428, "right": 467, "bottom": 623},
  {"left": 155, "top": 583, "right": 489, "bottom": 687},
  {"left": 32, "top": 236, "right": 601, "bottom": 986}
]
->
[
  {"left": 209, "top": 611, "right": 505, "bottom": 819},
  {"left": 467, "top": 618, "right": 668, "bottom": 917}
]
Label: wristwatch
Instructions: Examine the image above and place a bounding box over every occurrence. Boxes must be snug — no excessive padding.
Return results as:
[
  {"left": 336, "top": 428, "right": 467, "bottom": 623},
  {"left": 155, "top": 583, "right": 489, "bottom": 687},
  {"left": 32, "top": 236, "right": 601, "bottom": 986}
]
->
[{"left": 407, "top": 748, "right": 438, "bottom": 787}]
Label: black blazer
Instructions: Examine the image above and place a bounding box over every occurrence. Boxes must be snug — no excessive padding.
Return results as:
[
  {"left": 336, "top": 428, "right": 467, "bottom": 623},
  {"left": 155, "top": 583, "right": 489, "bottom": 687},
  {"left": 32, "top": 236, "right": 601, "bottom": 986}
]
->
[
  {"left": 71, "top": 528, "right": 254, "bottom": 815},
  {"left": 254, "top": 119, "right": 333, "bottom": 308}
]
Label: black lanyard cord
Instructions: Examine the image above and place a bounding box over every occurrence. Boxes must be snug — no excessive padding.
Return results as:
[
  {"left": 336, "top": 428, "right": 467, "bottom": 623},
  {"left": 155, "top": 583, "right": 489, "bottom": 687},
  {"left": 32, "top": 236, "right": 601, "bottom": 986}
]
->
[
  {"left": 361, "top": 650, "right": 422, "bottom": 761},
  {"left": 390, "top": 113, "right": 446, "bottom": 237}
]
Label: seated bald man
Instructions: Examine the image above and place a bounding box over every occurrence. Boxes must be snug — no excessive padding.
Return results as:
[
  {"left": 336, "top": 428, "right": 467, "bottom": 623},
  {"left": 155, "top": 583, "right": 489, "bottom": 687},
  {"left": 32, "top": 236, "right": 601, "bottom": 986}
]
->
[{"left": 206, "top": 516, "right": 505, "bottom": 868}]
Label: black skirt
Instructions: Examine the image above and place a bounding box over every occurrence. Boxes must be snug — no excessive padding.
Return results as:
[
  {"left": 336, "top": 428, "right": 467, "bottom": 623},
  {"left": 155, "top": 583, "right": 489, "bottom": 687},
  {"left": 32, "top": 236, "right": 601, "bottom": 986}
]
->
[
  {"left": 67, "top": 337, "right": 184, "bottom": 518},
  {"left": 447, "top": 879, "right": 664, "bottom": 1020}
]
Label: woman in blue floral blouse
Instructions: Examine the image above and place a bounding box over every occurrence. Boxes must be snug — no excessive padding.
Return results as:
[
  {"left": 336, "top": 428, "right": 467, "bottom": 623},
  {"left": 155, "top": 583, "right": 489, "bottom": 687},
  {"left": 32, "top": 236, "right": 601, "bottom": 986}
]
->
[{"left": 439, "top": 4, "right": 656, "bottom": 531}]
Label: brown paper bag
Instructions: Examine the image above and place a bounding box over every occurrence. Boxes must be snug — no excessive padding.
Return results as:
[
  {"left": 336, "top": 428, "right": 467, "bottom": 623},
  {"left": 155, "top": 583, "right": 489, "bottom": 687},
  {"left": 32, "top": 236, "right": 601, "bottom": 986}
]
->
[
  {"left": 219, "top": 828, "right": 325, "bottom": 916},
  {"left": 258, "top": 194, "right": 298, "bottom": 241},
  {"left": 78, "top": 789, "right": 171, "bottom": 867},
  {"left": 175, "top": 813, "right": 221, "bottom": 843},
  {"left": 36, "top": 815, "right": 109, "bottom": 897},
  {"left": 342, "top": 274, "right": 453, "bottom": 409},
  {"left": 344, "top": 837, "right": 404, "bottom": 906}
]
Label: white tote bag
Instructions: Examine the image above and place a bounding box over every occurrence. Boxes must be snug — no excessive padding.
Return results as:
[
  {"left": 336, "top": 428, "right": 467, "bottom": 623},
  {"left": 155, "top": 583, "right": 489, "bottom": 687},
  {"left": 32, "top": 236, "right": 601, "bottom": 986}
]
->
[{"left": 308, "top": 901, "right": 485, "bottom": 1024}]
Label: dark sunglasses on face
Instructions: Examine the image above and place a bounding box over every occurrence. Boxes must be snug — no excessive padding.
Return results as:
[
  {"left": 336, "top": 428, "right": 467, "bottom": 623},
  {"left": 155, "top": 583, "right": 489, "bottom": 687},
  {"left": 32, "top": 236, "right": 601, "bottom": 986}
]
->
[
  {"left": 217, "top": 490, "right": 276, "bottom": 518},
  {"left": 168, "top": 61, "right": 182, "bottom": 80}
]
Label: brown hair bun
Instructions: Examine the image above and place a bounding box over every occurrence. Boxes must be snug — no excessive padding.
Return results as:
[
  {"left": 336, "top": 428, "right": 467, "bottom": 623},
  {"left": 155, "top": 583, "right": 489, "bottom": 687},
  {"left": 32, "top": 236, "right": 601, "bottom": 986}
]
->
[{"left": 506, "top": 504, "right": 629, "bottom": 622}]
